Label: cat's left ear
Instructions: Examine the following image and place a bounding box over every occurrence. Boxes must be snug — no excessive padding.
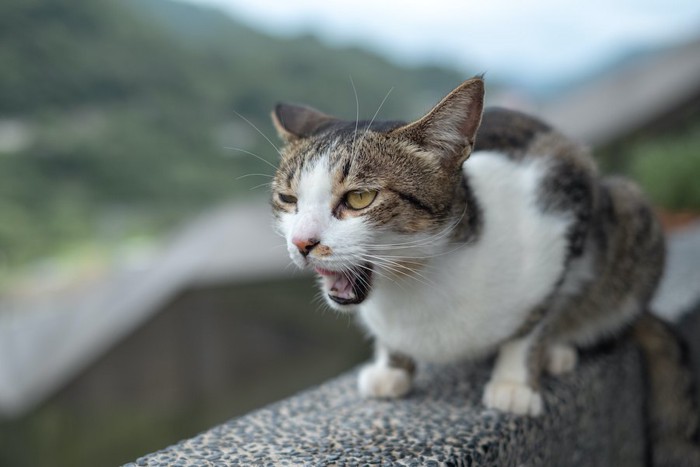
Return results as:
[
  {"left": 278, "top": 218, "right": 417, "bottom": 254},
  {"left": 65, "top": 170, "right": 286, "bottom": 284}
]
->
[
  {"left": 271, "top": 103, "right": 338, "bottom": 143},
  {"left": 391, "top": 77, "right": 484, "bottom": 166}
]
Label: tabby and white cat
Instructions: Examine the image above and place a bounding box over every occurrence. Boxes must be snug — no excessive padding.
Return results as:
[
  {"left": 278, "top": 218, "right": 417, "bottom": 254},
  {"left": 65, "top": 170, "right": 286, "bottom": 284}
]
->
[{"left": 269, "top": 78, "right": 699, "bottom": 464}]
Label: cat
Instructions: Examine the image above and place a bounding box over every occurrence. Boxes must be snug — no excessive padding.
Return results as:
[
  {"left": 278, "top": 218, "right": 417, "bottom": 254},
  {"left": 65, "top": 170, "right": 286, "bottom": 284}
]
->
[{"left": 269, "top": 77, "right": 699, "bottom": 465}]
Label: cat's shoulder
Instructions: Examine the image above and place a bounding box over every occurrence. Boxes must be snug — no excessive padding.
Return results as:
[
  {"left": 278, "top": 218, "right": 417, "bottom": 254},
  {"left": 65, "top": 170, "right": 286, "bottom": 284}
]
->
[
  {"left": 475, "top": 107, "right": 552, "bottom": 155},
  {"left": 474, "top": 107, "right": 597, "bottom": 182},
  {"left": 474, "top": 107, "right": 553, "bottom": 151}
]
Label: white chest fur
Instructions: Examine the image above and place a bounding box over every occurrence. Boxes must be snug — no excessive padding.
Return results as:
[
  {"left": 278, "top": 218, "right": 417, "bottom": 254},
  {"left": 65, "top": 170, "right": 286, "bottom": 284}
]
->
[{"left": 358, "top": 151, "right": 573, "bottom": 363}]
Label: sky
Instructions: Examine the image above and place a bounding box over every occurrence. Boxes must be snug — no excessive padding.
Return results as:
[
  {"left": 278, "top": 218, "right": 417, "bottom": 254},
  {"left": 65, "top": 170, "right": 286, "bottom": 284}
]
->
[{"left": 182, "top": 0, "right": 700, "bottom": 91}]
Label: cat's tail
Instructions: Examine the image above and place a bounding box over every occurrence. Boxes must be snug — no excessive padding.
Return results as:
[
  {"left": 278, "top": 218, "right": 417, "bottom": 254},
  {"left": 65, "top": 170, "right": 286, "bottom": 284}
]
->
[{"left": 633, "top": 311, "right": 700, "bottom": 467}]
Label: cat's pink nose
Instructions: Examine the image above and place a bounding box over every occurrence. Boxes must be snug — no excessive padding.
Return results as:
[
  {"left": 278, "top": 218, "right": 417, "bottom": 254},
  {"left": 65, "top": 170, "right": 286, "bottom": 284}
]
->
[{"left": 292, "top": 237, "right": 320, "bottom": 257}]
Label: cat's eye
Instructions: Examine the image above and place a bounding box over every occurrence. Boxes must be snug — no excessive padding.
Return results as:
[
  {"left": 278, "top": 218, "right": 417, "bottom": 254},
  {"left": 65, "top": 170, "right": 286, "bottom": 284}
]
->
[
  {"left": 278, "top": 193, "right": 298, "bottom": 204},
  {"left": 345, "top": 189, "right": 378, "bottom": 210}
]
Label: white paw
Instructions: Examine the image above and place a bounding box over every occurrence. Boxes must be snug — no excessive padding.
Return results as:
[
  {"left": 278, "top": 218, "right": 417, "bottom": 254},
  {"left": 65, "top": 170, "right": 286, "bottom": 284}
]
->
[
  {"left": 483, "top": 380, "right": 543, "bottom": 416},
  {"left": 546, "top": 344, "right": 578, "bottom": 375},
  {"left": 358, "top": 364, "right": 412, "bottom": 399}
]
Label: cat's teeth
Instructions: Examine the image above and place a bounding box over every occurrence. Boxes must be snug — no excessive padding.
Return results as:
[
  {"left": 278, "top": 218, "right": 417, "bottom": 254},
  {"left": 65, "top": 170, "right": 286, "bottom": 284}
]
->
[
  {"left": 315, "top": 267, "right": 355, "bottom": 299},
  {"left": 315, "top": 263, "right": 372, "bottom": 305},
  {"left": 330, "top": 275, "right": 354, "bottom": 299}
]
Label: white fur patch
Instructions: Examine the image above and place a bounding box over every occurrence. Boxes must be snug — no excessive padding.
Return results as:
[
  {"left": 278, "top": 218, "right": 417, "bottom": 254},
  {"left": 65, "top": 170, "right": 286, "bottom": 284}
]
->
[
  {"left": 278, "top": 147, "right": 375, "bottom": 309},
  {"left": 483, "top": 335, "right": 543, "bottom": 416},
  {"left": 483, "top": 379, "right": 543, "bottom": 416},
  {"left": 281, "top": 151, "right": 362, "bottom": 257},
  {"left": 282, "top": 156, "right": 333, "bottom": 267},
  {"left": 490, "top": 336, "right": 532, "bottom": 382},
  {"left": 357, "top": 363, "right": 412, "bottom": 399},
  {"left": 358, "top": 151, "right": 572, "bottom": 362}
]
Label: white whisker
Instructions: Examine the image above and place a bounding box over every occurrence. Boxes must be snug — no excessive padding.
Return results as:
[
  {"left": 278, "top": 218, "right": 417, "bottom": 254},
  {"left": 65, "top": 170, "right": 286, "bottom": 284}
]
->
[
  {"left": 225, "top": 146, "right": 278, "bottom": 171},
  {"left": 349, "top": 75, "right": 360, "bottom": 157},
  {"left": 249, "top": 182, "right": 273, "bottom": 191},
  {"left": 364, "top": 206, "right": 468, "bottom": 251},
  {"left": 356, "top": 87, "right": 394, "bottom": 148},
  {"left": 353, "top": 253, "right": 438, "bottom": 290},
  {"left": 353, "top": 261, "right": 411, "bottom": 295},
  {"left": 236, "top": 173, "right": 274, "bottom": 180},
  {"left": 232, "top": 110, "right": 283, "bottom": 158},
  {"left": 366, "top": 87, "right": 393, "bottom": 132},
  {"left": 360, "top": 255, "right": 438, "bottom": 289}
]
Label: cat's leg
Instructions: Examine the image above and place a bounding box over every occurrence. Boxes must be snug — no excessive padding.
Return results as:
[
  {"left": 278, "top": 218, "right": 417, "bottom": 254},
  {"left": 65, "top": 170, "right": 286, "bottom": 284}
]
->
[
  {"left": 483, "top": 333, "right": 545, "bottom": 416},
  {"left": 358, "top": 343, "right": 415, "bottom": 399}
]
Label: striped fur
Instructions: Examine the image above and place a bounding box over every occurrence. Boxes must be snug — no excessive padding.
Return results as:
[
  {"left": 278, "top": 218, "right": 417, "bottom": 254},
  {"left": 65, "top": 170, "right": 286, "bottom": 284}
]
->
[{"left": 270, "top": 78, "right": 700, "bottom": 463}]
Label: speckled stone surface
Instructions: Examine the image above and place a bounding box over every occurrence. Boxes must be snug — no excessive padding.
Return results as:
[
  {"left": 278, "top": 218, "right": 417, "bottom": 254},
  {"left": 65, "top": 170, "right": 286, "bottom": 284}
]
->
[{"left": 127, "top": 340, "right": 645, "bottom": 467}]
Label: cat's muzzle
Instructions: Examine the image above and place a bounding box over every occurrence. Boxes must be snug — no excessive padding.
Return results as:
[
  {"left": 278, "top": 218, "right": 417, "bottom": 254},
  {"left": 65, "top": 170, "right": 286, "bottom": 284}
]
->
[{"left": 315, "top": 263, "right": 373, "bottom": 306}]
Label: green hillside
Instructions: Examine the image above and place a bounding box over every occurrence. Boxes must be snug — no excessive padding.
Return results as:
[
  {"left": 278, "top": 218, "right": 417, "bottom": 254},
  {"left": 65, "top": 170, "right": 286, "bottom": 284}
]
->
[{"left": 0, "top": 0, "right": 468, "bottom": 272}]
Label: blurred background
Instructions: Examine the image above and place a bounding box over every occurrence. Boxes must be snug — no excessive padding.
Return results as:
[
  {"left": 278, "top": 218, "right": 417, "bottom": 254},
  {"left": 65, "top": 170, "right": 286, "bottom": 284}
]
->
[{"left": 0, "top": 0, "right": 699, "bottom": 466}]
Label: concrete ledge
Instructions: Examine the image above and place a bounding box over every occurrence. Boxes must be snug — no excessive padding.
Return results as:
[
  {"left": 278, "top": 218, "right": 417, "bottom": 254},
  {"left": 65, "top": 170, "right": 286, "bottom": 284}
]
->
[{"left": 127, "top": 341, "right": 645, "bottom": 467}]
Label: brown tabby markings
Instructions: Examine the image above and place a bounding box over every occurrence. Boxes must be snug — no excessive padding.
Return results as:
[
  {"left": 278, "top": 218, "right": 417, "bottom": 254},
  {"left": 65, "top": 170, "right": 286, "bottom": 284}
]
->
[
  {"left": 269, "top": 79, "right": 700, "bottom": 464},
  {"left": 272, "top": 129, "right": 468, "bottom": 234}
]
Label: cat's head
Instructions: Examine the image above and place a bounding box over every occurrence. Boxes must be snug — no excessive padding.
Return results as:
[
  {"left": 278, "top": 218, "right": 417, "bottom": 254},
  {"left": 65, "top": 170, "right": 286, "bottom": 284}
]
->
[{"left": 270, "top": 78, "right": 484, "bottom": 311}]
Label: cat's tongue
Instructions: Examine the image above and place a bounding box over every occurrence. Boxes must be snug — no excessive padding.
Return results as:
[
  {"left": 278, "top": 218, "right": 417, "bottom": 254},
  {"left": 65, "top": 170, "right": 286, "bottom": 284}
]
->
[{"left": 316, "top": 267, "right": 355, "bottom": 300}]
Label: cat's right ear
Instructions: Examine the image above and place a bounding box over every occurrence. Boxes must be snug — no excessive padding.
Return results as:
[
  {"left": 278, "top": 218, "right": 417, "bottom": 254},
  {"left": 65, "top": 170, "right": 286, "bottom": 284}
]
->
[
  {"left": 390, "top": 77, "right": 484, "bottom": 167},
  {"left": 271, "top": 103, "right": 336, "bottom": 143}
]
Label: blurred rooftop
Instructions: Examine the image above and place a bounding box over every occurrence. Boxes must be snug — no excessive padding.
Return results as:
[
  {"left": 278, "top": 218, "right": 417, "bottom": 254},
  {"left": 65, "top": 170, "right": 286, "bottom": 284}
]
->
[
  {"left": 536, "top": 38, "right": 700, "bottom": 146},
  {"left": 0, "top": 202, "right": 296, "bottom": 418}
]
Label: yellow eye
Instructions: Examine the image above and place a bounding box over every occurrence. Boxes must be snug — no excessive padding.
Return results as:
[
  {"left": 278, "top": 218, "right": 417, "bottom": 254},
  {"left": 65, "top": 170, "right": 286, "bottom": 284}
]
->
[{"left": 345, "top": 189, "right": 378, "bottom": 210}]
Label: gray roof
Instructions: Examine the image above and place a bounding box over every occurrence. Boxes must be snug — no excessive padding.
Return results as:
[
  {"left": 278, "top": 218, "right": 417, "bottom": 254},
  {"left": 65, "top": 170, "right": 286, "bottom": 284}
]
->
[
  {"left": 0, "top": 202, "right": 297, "bottom": 418},
  {"left": 537, "top": 38, "right": 700, "bottom": 146}
]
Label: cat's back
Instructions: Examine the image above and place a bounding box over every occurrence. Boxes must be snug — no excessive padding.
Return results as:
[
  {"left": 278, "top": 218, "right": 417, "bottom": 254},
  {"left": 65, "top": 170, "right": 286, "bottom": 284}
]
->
[
  {"left": 475, "top": 107, "right": 552, "bottom": 156},
  {"left": 475, "top": 107, "right": 596, "bottom": 174}
]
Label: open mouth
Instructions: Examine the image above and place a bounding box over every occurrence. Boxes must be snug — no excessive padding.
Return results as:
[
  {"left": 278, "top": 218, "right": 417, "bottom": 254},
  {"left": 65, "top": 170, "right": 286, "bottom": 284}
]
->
[{"left": 315, "top": 263, "right": 373, "bottom": 306}]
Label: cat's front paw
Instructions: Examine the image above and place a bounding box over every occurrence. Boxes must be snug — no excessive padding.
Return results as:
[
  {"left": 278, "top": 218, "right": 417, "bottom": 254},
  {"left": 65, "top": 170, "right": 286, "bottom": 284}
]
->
[
  {"left": 483, "top": 380, "right": 543, "bottom": 416},
  {"left": 358, "top": 364, "right": 412, "bottom": 399}
]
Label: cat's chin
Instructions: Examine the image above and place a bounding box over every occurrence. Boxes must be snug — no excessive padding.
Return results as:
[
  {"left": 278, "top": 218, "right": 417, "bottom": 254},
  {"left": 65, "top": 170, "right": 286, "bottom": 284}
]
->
[{"left": 315, "top": 263, "right": 373, "bottom": 310}]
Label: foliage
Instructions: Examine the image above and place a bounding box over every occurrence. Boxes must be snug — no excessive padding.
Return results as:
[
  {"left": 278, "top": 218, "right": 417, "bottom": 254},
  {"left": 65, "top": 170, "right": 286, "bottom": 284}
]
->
[
  {"left": 596, "top": 118, "right": 700, "bottom": 212},
  {"left": 627, "top": 123, "right": 700, "bottom": 211},
  {"left": 0, "top": 0, "right": 467, "bottom": 270}
]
